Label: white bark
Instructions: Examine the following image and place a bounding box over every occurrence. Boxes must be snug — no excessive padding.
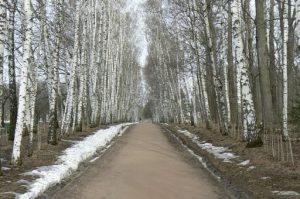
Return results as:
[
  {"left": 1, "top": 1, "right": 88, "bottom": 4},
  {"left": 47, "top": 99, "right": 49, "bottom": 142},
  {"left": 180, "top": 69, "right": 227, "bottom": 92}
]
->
[
  {"left": 203, "top": 0, "right": 228, "bottom": 133},
  {"left": 192, "top": 75, "right": 198, "bottom": 126},
  {"left": 199, "top": 55, "right": 211, "bottom": 127},
  {"left": 0, "top": 1, "right": 6, "bottom": 127},
  {"left": 282, "top": 0, "right": 289, "bottom": 138},
  {"left": 28, "top": 62, "right": 37, "bottom": 155},
  {"left": 7, "top": 0, "right": 17, "bottom": 140},
  {"left": 232, "top": 0, "right": 257, "bottom": 142},
  {"left": 295, "top": 0, "right": 300, "bottom": 46},
  {"left": 220, "top": 10, "right": 231, "bottom": 125},
  {"left": 76, "top": 18, "right": 87, "bottom": 130},
  {"left": 90, "top": 2, "right": 100, "bottom": 124},
  {"left": 61, "top": 0, "right": 81, "bottom": 134},
  {"left": 11, "top": 0, "right": 33, "bottom": 165}
]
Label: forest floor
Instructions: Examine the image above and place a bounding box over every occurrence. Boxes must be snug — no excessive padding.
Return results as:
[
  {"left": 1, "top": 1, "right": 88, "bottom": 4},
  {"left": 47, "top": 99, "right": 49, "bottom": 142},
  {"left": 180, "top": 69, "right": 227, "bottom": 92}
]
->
[
  {"left": 162, "top": 123, "right": 300, "bottom": 199},
  {"left": 50, "top": 123, "right": 227, "bottom": 199},
  {"left": 0, "top": 124, "right": 107, "bottom": 199}
]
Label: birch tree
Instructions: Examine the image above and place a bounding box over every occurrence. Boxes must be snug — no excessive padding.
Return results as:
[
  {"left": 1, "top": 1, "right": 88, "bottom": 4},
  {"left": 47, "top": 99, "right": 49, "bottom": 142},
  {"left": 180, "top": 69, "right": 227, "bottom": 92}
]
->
[
  {"left": 61, "top": 0, "right": 81, "bottom": 134},
  {"left": 295, "top": 0, "right": 300, "bottom": 47},
  {"left": 202, "top": 0, "right": 228, "bottom": 135},
  {"left": 232, "top": 0, "right": 261, "bottom": 145},
  {"left": 255, "top": 0, "right": 274, "bottom": 129},
  {"left": 0, "top": 0, "right": 6, "bottom": 129},
  {"left": 4, "top": 0, "right": 142, "bottom": 165},
  {"left": 7, "top": 0, "right": 17, "bottom": 141},
  {"left": 48, "top": 0, "right": 63, "bottom": 144},
  {"left": 282, "top": 0, "right": 289, "bottom": 138},
  {"left": 11, "top": 0, "right": 33, "bottom": 165}
]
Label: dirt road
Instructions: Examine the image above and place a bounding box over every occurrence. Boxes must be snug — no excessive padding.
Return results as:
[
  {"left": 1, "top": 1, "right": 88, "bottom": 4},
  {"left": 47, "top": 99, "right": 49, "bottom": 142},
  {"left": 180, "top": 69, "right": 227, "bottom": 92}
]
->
[{"left": 51, "top": 123, "right": 226, "bottom": 199}]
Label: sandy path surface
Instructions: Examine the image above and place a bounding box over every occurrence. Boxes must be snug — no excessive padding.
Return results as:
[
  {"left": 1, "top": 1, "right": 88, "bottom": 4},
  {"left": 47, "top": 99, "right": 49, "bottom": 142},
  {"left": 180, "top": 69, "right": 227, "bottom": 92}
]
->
[{"left": 51, "top": 123, "right": 226, "bottom": 199}]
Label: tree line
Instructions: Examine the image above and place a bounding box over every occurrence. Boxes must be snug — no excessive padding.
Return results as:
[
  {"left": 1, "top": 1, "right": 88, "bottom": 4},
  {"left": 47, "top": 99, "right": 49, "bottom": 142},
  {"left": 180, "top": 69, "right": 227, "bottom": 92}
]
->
[
  {"left": 144, "top": 0, "right": 300, "bottom": 147},
  {"left": 0, "top": 0, "right": 142, "bottom": 166}
]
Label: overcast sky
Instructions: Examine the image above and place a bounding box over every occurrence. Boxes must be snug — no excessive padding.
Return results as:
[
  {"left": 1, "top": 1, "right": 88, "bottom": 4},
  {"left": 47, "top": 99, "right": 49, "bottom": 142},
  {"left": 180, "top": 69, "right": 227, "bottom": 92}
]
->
[
  {"left": 125, "top": 0, "right": 149, "bottom": 101},
  {"left": 126, "top": 0, "right": 148, "bottom": 67}
]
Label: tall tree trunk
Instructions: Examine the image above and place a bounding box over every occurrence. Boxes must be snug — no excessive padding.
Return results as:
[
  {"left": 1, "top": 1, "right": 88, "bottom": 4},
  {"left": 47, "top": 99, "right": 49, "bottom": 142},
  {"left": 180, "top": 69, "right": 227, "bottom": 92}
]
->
[
  {"left": 0, "top": 0, "right": 6, "bottom": 128},
  {"left": 232, "top": 0, "right": 260, "bottom": 146},
  {"left": 28, "top": 58, "right": 37, "bottom": 156},
  {"left": 255, "top": 0, "right": 274, "bottom": 129},
  {"left": 76, "top": 17, "right": 88, "bottom": 131},
  {"left": 227, "top": 1, "right": 238, "bottom": 127},
  {"left": 203, "top": 0, "right": 228, "bottom": 135},
  {"left": 11, "top": 0, "right": 33, "bottom": 165},
  {"left": 282, "top": 0, "right": 289, "bottom": 138},
  {"left": 48, "top": 0, "right": 62, "bottom": 144},
  {"left": 287, "top": 0, "right": 296, "bottom": 108},
  {"left": 269, "top": 0, "right": 279, "bottom": 125},
  {"left": 61, "top": 0, "right": 81, "bottom": 134},
  {"left": 295, "top": 0, "right": 300, "bottom": 48},
  {"left": 244, "top": 0, "right": 261, "bottom": 124},
  {"left": 8, "top": 0, "right": 17, "bottom": 141}
]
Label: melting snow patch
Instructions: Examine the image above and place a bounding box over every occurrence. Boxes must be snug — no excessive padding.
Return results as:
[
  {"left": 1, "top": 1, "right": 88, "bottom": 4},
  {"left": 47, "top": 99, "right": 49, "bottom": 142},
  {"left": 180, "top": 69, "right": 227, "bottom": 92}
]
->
[
  {"left": 17, "top": 123, "right": 134, "bottom": 199},
  {"left": 247, "top": 166, "right": 256, "bottom": 171},
  {"left": 178, "top": 130, "right": 238, "bottom": 162},
  {"left": 16, "top": 180, "right": 31, "bottom": 185},
  {"left": 238, "top": 160, "right": 250, "bottom": 166},
  {"left": 261, "top": 177, "right": 271, "bottom": 180},
  {"left": 178, "top": 129, "right": 197, "bottom": 140},
  {"left": 272, "top": 191, "right": 300, "bottom": 196},
  {"left": 89, "top": 157, "right": 99, "bottom": 163},
  {"left": 169, "top": 132, "right": 221, "bottom": 181},
  {"left": 2, "top": 166, "right": 11, "bottom": 171},
  {"left": 60, "top": 139, "right": 79, "bottom": 144}
]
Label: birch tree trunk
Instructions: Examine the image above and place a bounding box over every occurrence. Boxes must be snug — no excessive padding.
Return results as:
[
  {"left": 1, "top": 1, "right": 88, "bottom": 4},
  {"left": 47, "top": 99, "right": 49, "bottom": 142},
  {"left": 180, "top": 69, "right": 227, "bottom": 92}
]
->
[
  {"left": 28, "top": 60, "right": 37, "bottom": 156},
  {"left": 255, "top": 0, "right": 274, "bottom": 129},
  {"left": 287, "top": 0, "right": 296, "bottom": 108},
  {"left": 227, "top": 0, "right": 238, "bottom": 127},
  {"left": 11, "top": 0, "right": 33, "bottom": 165},
  {"left": 0, "top": 0, "right": 6, "bottom": 128},
  {"left": 232, "top": 0, "right": 260, "bottom": 146},
  {"left": 61, "top": 0, "right": 81, "bottom": 134},
  {"left": 269, "top": 0, "right": 279, "bottom": 124},
  {"left": 220, "top": 10, "right": 231, "bottom": 126},
  {"left": 295, "top": 0, "right": 300, "bottom": 47},
  {"left": 282, "top": 0, "right": 289, "bottom": 138},
  {"left": 76, "top": 17, "right": 88, "bottom": 131},
  {"left": 203, "top": 0, "right": 228, "bottom": 135},
  {"left": 48, "top": 0, "right": 62, "bottom": 144},
  {"left": 8, "top": 0, "right": 17, "bottom": 141}
]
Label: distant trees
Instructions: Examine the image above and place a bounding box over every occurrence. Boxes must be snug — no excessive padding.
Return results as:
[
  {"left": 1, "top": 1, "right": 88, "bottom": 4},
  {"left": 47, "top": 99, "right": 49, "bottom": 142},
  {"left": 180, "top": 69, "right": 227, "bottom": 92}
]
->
[{"left": 144, "top": 0, "right": 300, "bottom": 146}]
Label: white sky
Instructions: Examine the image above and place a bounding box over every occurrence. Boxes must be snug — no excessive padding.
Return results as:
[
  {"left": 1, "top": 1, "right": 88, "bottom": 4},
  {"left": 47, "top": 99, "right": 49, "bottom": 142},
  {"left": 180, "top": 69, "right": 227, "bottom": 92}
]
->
[
  {"left": 125, "top": 0, "right": 148, "bottom": 67},
  {"left": 125, "top": 0, "right": 149, "bottom": 103}
]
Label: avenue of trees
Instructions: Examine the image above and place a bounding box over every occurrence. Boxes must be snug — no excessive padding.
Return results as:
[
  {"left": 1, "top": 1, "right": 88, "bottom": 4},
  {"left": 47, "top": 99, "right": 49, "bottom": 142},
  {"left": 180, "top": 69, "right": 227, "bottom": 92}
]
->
[
  {"left": 1, "top": 0, "right": 299, "bottom": 168},
  {"left": 144, "top": 0, "right": 300, "bottom": 148},
  {"left": 0, "top": 0, "right": 142, "bottom": 166}
]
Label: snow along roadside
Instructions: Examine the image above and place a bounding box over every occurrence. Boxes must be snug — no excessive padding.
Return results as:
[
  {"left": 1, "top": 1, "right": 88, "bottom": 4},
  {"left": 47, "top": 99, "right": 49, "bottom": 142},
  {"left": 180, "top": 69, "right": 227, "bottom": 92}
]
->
[
  {"left": 172, "top": 127, "right": 300, "bottom": 196},
  {"left": 170, "top": 127, "right": 256, "bottom": 170},
  {"left": 17, "top": 123, "right": 134, "bottom": 199},
  {"left": 165, "top": 128, "right": 221, "bottom": 181},
  {"left": 177, "top": 129, "right": 238, "bottom": 163}
]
